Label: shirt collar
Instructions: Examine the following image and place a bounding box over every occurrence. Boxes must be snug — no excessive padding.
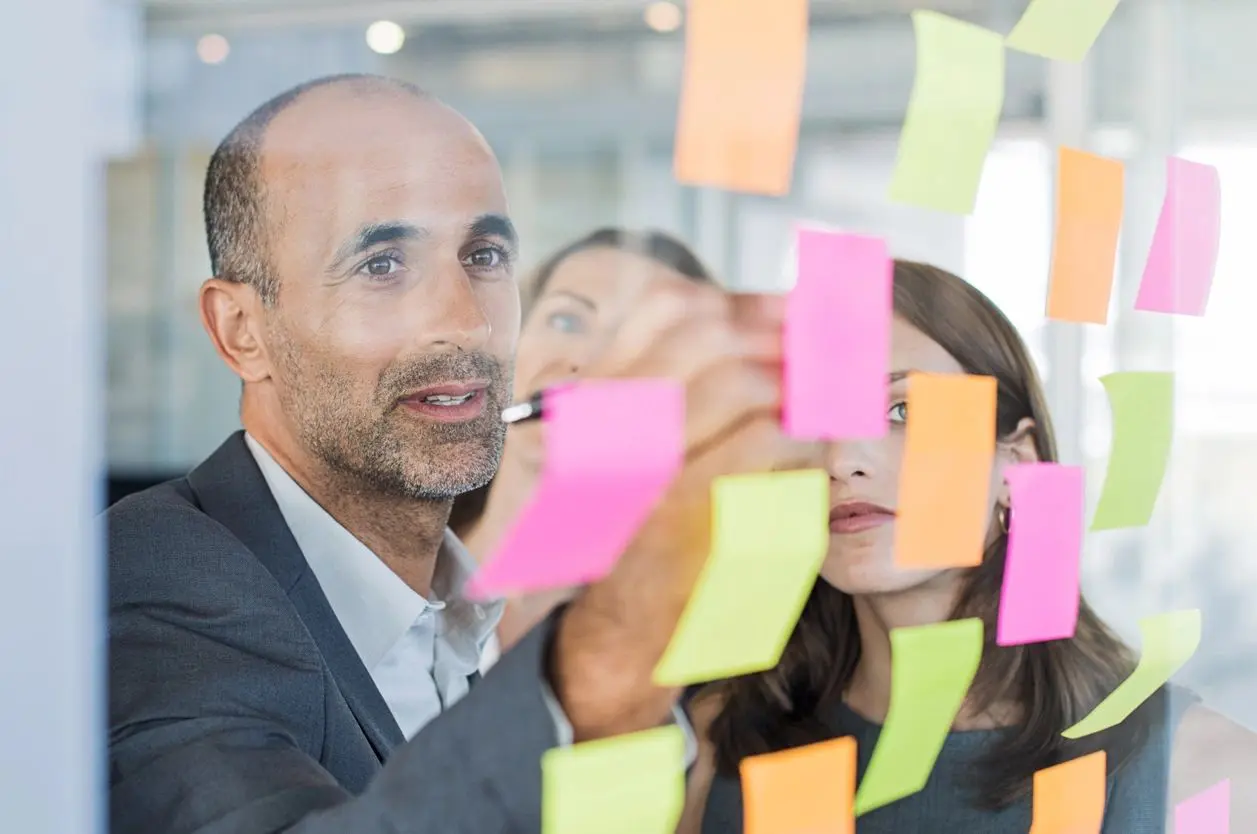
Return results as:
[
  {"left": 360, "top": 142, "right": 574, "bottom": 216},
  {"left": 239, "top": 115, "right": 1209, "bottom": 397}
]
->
[{"left": 244, "top": 433, "right": 502, "bottom": 671}]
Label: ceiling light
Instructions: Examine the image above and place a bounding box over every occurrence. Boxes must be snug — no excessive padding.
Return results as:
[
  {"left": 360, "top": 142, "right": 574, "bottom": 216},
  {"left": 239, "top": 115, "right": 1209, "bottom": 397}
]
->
[
  {"left": 366, "top": 20, "right": 406, "bottom": 55},
  {"left": 196, "top": 34, "right": 230, "bottom": 65},
  {"left": 644, "top": 1, "right": 683, "bottom": 33}
]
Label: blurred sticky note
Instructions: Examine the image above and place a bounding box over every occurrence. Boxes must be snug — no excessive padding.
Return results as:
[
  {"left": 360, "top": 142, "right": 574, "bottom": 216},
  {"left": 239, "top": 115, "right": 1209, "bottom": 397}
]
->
[
  {"left": 673, "top": 0, "right": 808, "bottom": 195},
  {"left": 1062, "top": 609, "right": 1201, "bottom": 739},
  {"left": 467, "top": 380, "right": 683, "bottom": 598},
  {"left": 1005, "top": 0, "right": 1123, "bottom": 62},
  {"left": 855, "top": 618, "right": 983, "bottom": 815},
  {"left": 742, "top": 736, "right": 856, "bottom": 834},
  {"left": 1090, "top": 371, "right": 1174, "bottom": 531},
  {"left": 1176, "top": 779, "right": 1230, "bottom": 834},
  {"left": 653, "top": 469, "right": 828, "bottom": 686},
  {"left": 1029, "top": 751, "right": 1106, "bottom": 834},
  {"left": 1045, "top": 148, "right": 1125, "bottom": 324},
  {"left": 541, "top": 725, "right": 685, "bottom": 834},
  {"left": 1134, "top": 156, "right": 1223, "bottom": 316},
  {"left": 893, "top": 373, "right": 997, "bottom": 569},
  {"left": 784, "top": 230, "right": 893, "bottom": 439},
  {"left": 888, "top": 11, "right": 1005, "bottom": 215},
  {"left": 997, "top": 463, "right": 1084, "bottom": 646}
]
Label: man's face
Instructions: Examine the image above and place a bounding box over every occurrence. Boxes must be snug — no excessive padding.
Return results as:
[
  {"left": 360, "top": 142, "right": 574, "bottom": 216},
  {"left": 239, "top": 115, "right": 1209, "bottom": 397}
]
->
[{"left": 256, "top": 86, "right": 521, "bottom": 499}]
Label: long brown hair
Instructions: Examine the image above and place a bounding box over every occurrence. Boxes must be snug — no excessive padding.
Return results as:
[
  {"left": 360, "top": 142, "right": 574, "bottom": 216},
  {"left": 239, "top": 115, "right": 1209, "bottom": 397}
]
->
[{"left": 704, "top": 260, "right": 1148, "bottom": 808}]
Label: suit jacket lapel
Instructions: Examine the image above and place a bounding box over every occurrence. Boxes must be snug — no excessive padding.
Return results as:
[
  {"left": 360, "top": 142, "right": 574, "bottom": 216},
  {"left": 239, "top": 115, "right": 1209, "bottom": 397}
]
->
[{"left": 185, "top": 431, "right": 405, "bottom": 761}]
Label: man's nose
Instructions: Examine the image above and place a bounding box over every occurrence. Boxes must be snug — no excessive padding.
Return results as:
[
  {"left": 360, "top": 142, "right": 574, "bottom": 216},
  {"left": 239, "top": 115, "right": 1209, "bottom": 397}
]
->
[{"left": 414, "top": 269, "right": 492, "bottom": 352}]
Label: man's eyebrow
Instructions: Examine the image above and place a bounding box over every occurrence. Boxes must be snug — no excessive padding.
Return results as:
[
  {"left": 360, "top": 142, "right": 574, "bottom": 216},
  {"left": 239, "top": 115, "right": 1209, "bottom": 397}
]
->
[
  {"left": 467, "top": 214, "right": 518, "bottom": 248},
  {"left": 331, "top": 221, "right": 426, "bottom": 268}
]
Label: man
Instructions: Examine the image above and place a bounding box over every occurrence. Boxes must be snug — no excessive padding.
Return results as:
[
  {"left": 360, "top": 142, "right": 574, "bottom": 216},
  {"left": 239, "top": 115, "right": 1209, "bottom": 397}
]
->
[{"left": 109, "top": 74, "right": 797, "bottom": 833}]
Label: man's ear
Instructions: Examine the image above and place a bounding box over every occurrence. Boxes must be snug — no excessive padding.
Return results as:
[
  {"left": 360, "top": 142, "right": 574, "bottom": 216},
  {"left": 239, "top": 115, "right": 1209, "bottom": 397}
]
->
[
  {"left": 199, "top": 278, "right": 272, "bottom": 383},
  {"left": 994, "top": 417, "right": 1040, "bottom": 509}
]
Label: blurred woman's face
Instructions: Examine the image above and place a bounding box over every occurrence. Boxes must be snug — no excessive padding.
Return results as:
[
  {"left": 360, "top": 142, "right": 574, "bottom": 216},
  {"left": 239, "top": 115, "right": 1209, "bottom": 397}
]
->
[
  {"left": 818, "top": 315, "right": 1034, "bottom": 597},
  {"left": 507, "top": 246, "right": 699, "bottom": 463}
]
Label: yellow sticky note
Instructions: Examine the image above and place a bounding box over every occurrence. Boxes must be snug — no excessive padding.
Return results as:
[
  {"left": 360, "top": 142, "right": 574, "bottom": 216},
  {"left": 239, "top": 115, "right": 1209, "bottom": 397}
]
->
[
  {"left": 855, "top": 618, "right": 983, "bottom": 815},
  {"left": 673, "top": 0, "right": 809, "bottom": 195},
  {"left": 888, "top": 11, "right": 1005, "bottom": 215},
  {"left": 1090, "top": 371, "right": 1174, "bottom": 531},
  {"left": 1006, "top": 0, "right": 1123, "bottom": 63},
  {"left": 1030, "top": 751, "right": 1107, "bottom": 834},
  {"left": 542, "top": 726, "right": 685, "bottom": 834},
  {"left": 1063, "top": 609, "right": 1201, "bottom": 740},
  {"left": 653, "top": 469, "right": 828, "bottom": 686}
]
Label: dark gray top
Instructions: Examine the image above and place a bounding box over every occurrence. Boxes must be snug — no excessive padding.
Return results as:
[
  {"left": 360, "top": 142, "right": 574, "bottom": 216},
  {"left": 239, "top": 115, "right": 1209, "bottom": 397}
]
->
[{"left": 701, "top": 685, "right": 1197, "bottom": 833}]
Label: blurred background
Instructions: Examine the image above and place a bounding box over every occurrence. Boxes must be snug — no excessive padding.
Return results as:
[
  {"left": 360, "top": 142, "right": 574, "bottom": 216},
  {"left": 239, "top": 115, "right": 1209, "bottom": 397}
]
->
[{"left": 89, "top": 0, "right": 1257, "bottom": 739}]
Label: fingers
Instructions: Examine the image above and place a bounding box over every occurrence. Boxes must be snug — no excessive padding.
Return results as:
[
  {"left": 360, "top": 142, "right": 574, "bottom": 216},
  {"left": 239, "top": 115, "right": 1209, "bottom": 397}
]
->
[{"left": 682, "top": 359, "right": 781, "bottom": 458}]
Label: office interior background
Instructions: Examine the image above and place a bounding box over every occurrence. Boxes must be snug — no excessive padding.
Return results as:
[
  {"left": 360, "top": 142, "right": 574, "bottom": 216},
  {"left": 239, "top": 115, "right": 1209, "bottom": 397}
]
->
[{"left": 2, "top": 0, "right": 1255, "bottom": 829}]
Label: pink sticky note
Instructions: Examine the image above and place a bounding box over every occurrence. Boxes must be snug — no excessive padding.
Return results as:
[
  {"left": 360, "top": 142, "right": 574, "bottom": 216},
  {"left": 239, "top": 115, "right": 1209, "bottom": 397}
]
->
[
  {"left": 1176, "top": 779, "right": 1230, "bottom": 833},
  {"left": 1134, "top": 156, "right": 1222, "bottom": 316},
  {"left": 784, "top": 229, "right": 892, "bottom": 439},
  {"left": 996, "top": 463, "right": 1084, "bottom": 646},
  {"left": 466, "top": 379, "right": 684, "bottom": 598}
]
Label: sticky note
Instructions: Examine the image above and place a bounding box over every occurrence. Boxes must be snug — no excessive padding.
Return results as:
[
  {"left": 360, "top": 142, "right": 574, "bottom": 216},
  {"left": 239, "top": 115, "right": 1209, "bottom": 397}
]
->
[
  {"left": 1063, "top": 609, "right": 1201, "bottom": 739},
  {"left": 742, "top": 736, "right": 856, "bottom": 834},
  {"left": 1029, "top": 751, "right": 1106, "bottom": 834},
  {"left": 1176, "top": 779, "right": 1230, "bottom": 834},
  {"left": 653, "top": 470, "right": 828, "bottom": 686},
  {"left": 467, "top": 380, "right": 683, "bottom": 598},
  {"left": 855, "top": 618, "right": 983, "bottom": 815},
  {"left": 673, "top": 0, "right": 808, "bottom": 195},
  {"left": 1005, "top": 0, "right": 1123, "bottom": 62},
  {"left": 542, "top": 726, "right": 685, "bottom": 834},
  {"left": 893, "top": 373, "right": 997, "bottom": 569},
  {"left": 996, "top": 463, "right": 1084, "bottom": 646},
  {"left": 784, "top": 230, "right": 893, "bottom": 439},
  {"left": 1090, "top": 372, "right": 1174, "bottom": 531},
  {"left": 1134, "top": 156, "right": 1223, "bottom": 316},
  {"left": 888, "top": 12, "right": 1005, "bottom": 215},
  {"left": 1045, "top": 148, "right": 1125, "bottom": 324}
]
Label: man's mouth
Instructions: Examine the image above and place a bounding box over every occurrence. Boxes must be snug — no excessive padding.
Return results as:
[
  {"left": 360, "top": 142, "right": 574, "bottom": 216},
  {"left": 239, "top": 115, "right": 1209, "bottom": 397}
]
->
[{"left": 398, "top": 382, "right": 490, "bottom": 422}]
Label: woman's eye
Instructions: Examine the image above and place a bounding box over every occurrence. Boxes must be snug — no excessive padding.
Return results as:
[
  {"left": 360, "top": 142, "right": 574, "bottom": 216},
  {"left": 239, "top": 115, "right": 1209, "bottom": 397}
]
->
[
  {"left": 360, "top": 254, "right": 402, "bottom": 278},
  {"left": 465, "top": 247, "right": 505, "bottom": 269},
  {"left": 546, "top": 311, "right": 585, "bottom": 334},
  {"left": 888, "top": 402, "right": 908, "bottom": 423}
]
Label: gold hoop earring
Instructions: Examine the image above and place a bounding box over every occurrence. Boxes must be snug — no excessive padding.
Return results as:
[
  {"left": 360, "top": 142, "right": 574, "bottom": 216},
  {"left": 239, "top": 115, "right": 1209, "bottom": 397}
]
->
[{"left": 998, "top": 506, "right": 1010, "bottom": 534}]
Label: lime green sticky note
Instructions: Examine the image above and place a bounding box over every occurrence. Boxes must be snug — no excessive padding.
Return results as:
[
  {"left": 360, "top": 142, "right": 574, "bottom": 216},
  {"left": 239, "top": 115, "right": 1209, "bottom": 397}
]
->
[
  {"left": 854, "top": 618, "right": 983, "bottom": 815},
  {"left": 1091, "top": 371, "right": 1174, "bottom": 531},
  {"left": 652, "top": 469, "right": 828, "bottom": 686},
  {"left": 1063, "top": 609, "right": 1201, "bottom": 739},
  {"left": 1005, "top": 0, "right": 1123, "bottom": 63},
  {"left": 888, "top": 11, "right": 1005, "bottom": 215},
  {"left": 541, "top": 726, "right": 685, "bottom": 834}
]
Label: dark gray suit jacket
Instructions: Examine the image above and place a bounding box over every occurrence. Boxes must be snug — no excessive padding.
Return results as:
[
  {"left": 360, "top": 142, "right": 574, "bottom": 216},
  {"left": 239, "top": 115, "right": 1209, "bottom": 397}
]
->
[{"left": 109, "top": 431, "right": 559, "bottom": 833}]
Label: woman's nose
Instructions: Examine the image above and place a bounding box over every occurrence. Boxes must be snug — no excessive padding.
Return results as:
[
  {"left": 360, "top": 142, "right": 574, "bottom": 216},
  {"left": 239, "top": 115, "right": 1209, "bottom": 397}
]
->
[{"left": 824, "top": 442, "right": 876, "bottom": 482}]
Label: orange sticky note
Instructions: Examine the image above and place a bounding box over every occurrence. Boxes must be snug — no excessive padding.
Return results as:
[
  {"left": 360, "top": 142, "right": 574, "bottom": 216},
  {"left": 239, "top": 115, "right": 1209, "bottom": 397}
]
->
[
  {"left": 1045, "top": 148, "right": 1125, "bottom": 324},
  {"left": 741, "top": 737, "right": 856, "bottom": 834},
  {"left": 893, "top": 373, "right": 997, "bottom": 569},
  {"left": 1029, "top": 751, "right": 1106, "bottom": 834},
  {"left": 673, "top": 0, "right": 808, "bottom": 196}
]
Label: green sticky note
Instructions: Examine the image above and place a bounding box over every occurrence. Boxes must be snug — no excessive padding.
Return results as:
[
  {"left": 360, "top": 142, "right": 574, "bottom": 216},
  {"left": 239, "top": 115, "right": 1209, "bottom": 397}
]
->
[
  {"left": 888, "top": 11, "right": 1005, "bottom": 215},
  {"left": 652, "top": 469, "right": 829, "bottom": 686},
  {"left": 541, "top": 726, "right": 685, "bottom": 834},
  {"left": 1063, "top": 609, "right": 1201, "bottom": 739},
  {"left": 1005, "top": 0, "right": 1123, "bottom": 63},
  {"left": 854, "top": 618, "right": 983, "bottom": 816},
  {"left": 1091, "top": 371, "right": 1174, "bottom": 531}
]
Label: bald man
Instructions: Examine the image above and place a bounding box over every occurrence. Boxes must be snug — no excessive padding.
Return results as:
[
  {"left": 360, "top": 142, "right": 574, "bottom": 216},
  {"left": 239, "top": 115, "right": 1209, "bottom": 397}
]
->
[{"left": 108, "top": 75, "right": 794, "bottom": 833}]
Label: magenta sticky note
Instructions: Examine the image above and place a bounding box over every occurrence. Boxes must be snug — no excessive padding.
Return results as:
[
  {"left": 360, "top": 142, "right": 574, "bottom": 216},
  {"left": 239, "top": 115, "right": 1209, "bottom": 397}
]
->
[
  {"left": 466, "top": 379, "right": 684, "bottom": 599},
  {"left": 784, "top": 229, "right": 892, "bottom": 439},
  {"left": 995, "top": 463, "right": 1084, "bottom": 646},
  {"left": 1134, "top": 156, "right": 1222, "bottom": 316},
  {"left": 1176, "top": 779, "right": 1230, "bottom": 833}
]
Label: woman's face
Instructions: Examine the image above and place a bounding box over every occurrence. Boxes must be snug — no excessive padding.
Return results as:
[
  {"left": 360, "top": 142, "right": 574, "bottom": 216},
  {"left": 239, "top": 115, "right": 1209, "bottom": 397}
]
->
[
  {"left": 507, "top": 246, "right": 698, "bottom": 462},
  {"left": 818, "top": 315, "right": 1035, "bottom": 596}
]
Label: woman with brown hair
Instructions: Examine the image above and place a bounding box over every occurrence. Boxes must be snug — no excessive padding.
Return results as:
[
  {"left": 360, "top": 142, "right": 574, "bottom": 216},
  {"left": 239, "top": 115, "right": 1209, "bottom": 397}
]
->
[
  {"left": 450, "top": 227, "right": 714, "bottom": 654},
  {"left": 680, "top": 260, "right": 1257, "bottom": 831}
]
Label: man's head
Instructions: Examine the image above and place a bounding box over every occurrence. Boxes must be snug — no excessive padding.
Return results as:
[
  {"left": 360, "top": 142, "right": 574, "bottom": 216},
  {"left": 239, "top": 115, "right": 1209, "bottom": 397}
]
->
[{"left": 200, "top": 74, "right": 520, "bottom": 501}]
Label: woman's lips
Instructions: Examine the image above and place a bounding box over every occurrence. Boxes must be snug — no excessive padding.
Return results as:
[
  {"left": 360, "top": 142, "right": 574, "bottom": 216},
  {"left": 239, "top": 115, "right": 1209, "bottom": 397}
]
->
[{"left": 829, "top": 501, "right": 896, "bottom": 534}]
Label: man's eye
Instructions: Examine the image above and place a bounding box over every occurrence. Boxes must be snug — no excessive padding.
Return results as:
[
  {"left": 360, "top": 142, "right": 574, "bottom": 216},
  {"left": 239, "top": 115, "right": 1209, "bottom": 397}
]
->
[
  {"left": 466, "top": 247, "right": 505, "bottom": 269},
  {"left": 360, "top": 254, "right": 402, "bottom": 278}
]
